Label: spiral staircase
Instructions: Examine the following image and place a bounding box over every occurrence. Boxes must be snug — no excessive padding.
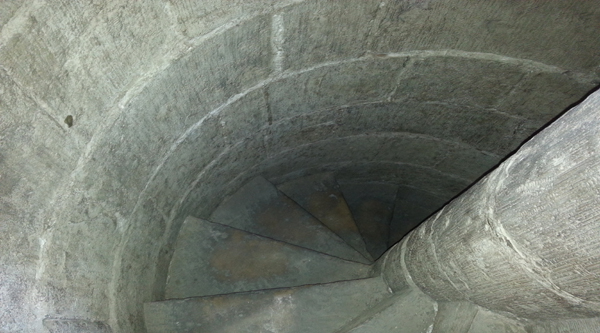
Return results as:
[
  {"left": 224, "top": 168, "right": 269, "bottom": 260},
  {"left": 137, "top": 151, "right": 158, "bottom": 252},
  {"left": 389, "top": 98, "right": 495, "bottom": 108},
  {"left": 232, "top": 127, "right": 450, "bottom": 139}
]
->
[{"left": 143, "top": 173, "right": 525, "bottom": 332}]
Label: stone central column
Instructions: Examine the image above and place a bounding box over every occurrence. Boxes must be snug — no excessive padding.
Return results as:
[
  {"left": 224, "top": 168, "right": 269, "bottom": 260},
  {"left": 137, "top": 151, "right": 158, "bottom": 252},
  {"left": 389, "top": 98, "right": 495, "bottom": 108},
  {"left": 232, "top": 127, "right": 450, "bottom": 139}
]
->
[{"left": 381, "top": 90, "right": 600, "bottom": 320}]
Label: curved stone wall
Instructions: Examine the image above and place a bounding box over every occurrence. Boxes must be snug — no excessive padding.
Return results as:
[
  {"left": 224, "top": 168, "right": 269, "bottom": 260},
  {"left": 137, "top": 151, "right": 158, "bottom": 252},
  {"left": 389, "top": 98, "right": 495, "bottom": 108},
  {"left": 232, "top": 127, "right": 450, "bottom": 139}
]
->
[{"left": 0, "top": 1, "right": 598, "bottom": 331}]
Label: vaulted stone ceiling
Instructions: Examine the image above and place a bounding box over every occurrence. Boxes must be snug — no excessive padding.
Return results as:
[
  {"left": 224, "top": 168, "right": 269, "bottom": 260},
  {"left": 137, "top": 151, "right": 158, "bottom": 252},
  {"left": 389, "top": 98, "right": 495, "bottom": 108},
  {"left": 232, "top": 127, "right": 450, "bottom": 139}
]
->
[{"left": 1, "top": 1, "right": 598, "bottom": 331}]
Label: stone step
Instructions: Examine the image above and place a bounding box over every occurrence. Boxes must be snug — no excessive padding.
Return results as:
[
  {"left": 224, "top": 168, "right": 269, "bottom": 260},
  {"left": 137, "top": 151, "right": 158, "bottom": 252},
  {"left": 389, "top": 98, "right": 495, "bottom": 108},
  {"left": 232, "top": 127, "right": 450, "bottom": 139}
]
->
[
  {"left": 277, "top": 172, "right": 373, "bottom": 262},
  {"left": 339, "top": 182, "right": 398, "bottom": 260},
  {"left": 210, "top": 176, "right": 370, "bottom": 264},
  {"left": 145, "top": 277, "right": 393, "bottom": 333},
  {"left": 166, "top": 216, "right": 373, "bottom": 299},
  {"left": 429, "top": 301, "right": 527, "bottom": 333},
  {"left": 339, "top": 287, "right": 437, "bottom": 333},
  {"left": 430, "top": 301, "right": 479, "bottom": 333}
]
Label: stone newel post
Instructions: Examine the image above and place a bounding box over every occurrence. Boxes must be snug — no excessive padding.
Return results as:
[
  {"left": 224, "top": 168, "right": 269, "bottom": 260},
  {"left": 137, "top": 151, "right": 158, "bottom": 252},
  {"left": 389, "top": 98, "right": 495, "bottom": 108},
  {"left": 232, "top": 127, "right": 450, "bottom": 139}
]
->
[{"left": 381, "top": 90, "right": 600, "bottom": 320}]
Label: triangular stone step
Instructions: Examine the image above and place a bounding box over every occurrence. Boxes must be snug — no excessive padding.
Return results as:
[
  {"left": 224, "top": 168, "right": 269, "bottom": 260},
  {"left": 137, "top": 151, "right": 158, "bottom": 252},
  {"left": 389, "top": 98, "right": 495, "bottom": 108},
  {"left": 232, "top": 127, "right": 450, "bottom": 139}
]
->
[
  {"left": 465, "top": 308, "right": 527, "bottom": 333},
  {"left": 340, "top": 287, "right": 437, "bottom": 333},
  {"left": 277, "top": 173, "right": 373, "bottom": 262},
  {"left": 430, "top": 301, "right": 479, "bottom": 333},
  {"left": 210, "top": 176, "right": 370, "bottom": 264},
  {"left": 339, "top": 182, "right": 398, "bottom": 260},
  {"left": 389, "top": 186, "right": 448, "bottom": 247},
  {"left": 145, "top": 277, "right": 393, "bottom": 333},
  {"left": 430, "top": 301, "right": 527, "bottom": 333},
  {"left": 165, "top": 217, "right": 373, "bottom": 299}
]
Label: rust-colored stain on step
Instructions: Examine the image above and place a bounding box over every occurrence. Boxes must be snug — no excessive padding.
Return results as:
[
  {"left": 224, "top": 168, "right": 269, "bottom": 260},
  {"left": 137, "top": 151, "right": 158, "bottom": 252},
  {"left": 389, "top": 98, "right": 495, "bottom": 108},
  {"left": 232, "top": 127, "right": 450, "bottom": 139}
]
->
[
  {"left": 355, "top": 199, "right": 391, "bottom": 236},
  {"left": 255, "top": 197, "right": 314, "bottom": 242},
  {"left": 307, "top": 191, "right": 357, "bottom": 234},
  {"left": 204, "top": 293, "right": 252, "bottom": 311},
  {"left": 209, "top": 230, "right": 291, "bottom": 282}
]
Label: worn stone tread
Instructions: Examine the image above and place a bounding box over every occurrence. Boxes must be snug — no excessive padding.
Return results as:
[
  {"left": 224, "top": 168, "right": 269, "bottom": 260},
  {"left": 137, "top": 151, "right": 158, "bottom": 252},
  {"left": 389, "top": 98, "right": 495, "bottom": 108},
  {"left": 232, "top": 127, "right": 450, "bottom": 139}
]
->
[
  {"left": 429, "top": 301, "right": 527, "bottom": 333},
  {"left": 165, "top": 216, "right": 374, "bottom": 299},
  {"left": 146, "top": 276, "right": 393, "bottom": 333},
  {"left": 210, "top": 176, "right": 370, "bottom": 263},
  {"left": 430, "top": 301, "right": 479, "bottom": 333},
  {"left": 340, "top": 287, "right": 437, "bottom": 333},
  {"left": 277, "top": 172, "right": 373, "bottom": 262},
  {"left": 339, "top": 182, "right": 398, "bottom": 260},
  {"left": 467, "top": 308, "right": 528, "bottom": 333}
]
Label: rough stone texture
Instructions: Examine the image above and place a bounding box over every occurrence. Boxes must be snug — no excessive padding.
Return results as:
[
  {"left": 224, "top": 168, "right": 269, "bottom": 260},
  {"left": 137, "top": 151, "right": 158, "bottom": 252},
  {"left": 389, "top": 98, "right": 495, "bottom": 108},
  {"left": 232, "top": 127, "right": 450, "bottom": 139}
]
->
[
  {"left": 145, "top": 277, "right": 392, "bottom": 333},
  {"left": 0, "top": 1, "right": 22, "bottom": 28},
  {"left": 281, "top": 0, "right": 600, "bottom": 73},
  {"left": 466, "top": 309, "right": 527, "bottom": 333},
  {"left": 263, "top": 52, "right": 596, "bottom": 157},
  {"left": 528, "top": 317, "right": 600, "bottom": 333},
  {"left": 42, "top": 318, "right": 112, "bottom": 333},
  {"left": 261, "top": 132, "right": 500, "bottom": 181},
  {"left": 393, "top": 56, "right": 524, "bottom": 108},
  {"left": 383, "top": 90, "right": 600, "bottom": 319},
  {"left": 0, "top": 0, "right": 599, "bottom": 331},
  {"left": 431, "top": 302, "right": 479, "bottom": 333},
  {"left": 210, "top": 176, "right": 369, "bottom": 263},
  {"left": 266, "top": 57, "right": 408, "bottom": 122},
  {"left": 269, "top": 161, "right": 472, "bottom": 206},
  {"left": 430, "top": 301, "right": 527, "bottom": 333},
  {"left": 165, "top": 217, "right": 373, "bottom": 299},
  {"left": 343, "top": 287, "right": 438, "bottom": 333},
  {"left": 389, "top": 186, "right": 448, "bottom": 246},
  {"left": 339, "top": 182, "right": 397, "bottom": 259},
  {"left": 496, "top": 70, "right": 600, "bottom": 124},
  {"left": 277, "top": 173, "right": 373, "bottom": 261}
]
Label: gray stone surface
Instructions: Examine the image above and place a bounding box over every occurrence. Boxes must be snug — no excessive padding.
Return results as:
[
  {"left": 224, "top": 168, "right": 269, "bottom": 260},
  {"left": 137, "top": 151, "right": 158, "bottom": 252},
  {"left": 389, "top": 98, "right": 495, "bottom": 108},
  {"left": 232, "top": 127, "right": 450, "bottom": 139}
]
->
[
  {"left": 281, "top": 0, "right": 600, "bottom": 73},
  {"left": 0, "top": 1, "right": 22, "bottom": 28},
  {"left": 389, "top": 186, "right": 448, "bottom": 246},
  {"left": 164, "top": 0, "right": 298, "bottom": 39},
  {"left": 467, "top": 309, "right": 527, "bottom": 333},
  {"left": 0, "top": 0, "right": 598, "bottom": 331},
  {"left": 343, "top": 287, "right": 438, "bottom": 333},
  {"left": 210, "top": 176, "right": 370, "bottom": 263},
  {"left": 183, "top": 137, "right": 269, "bottom": 218},
  {"left": 334, "top": 101, "right": 541, "bottom": 157},
  {"left": 339, "top": 182, "right": 397, "bottom": 260},
  {"left": 496, "top": 70, "right": 599, "bottom": 124},
  {"left": 261, "top": 132, "right": 501, "bottom": 181},
  {"left": 42, "top": 318, "right": 112, "bottom": 333},
  {"left": 262, "top": 52, "right": 593, "bottom": 158},
  {"left": 392, "top": 55, "right": 524, "bottom": 108},
  {"left": 383, "top": 90, "right": 600, "bottom": 319},
  {"left": 267, "top": 161, "right": 472, "bottom": 203},
  {"left": 431, "top": 302, "right": 478, "bottom": 333},
  {"left": 430, "top": 301, "right": 527, "bottom": 333},
  {"left": 165, "top": 216, "right": 373, "bottom": 298},
  {"left": 277, "top": 173, "right": 373, "bottom": 261},
  {"left": 528, "top": 317, "right": 600, "bottom": 333},
  {"left": 266, "top": 58, "right": 408, "bottom": 122},
  {"left": 146, "top": 277, "right": 393, "bottom": 333}
]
